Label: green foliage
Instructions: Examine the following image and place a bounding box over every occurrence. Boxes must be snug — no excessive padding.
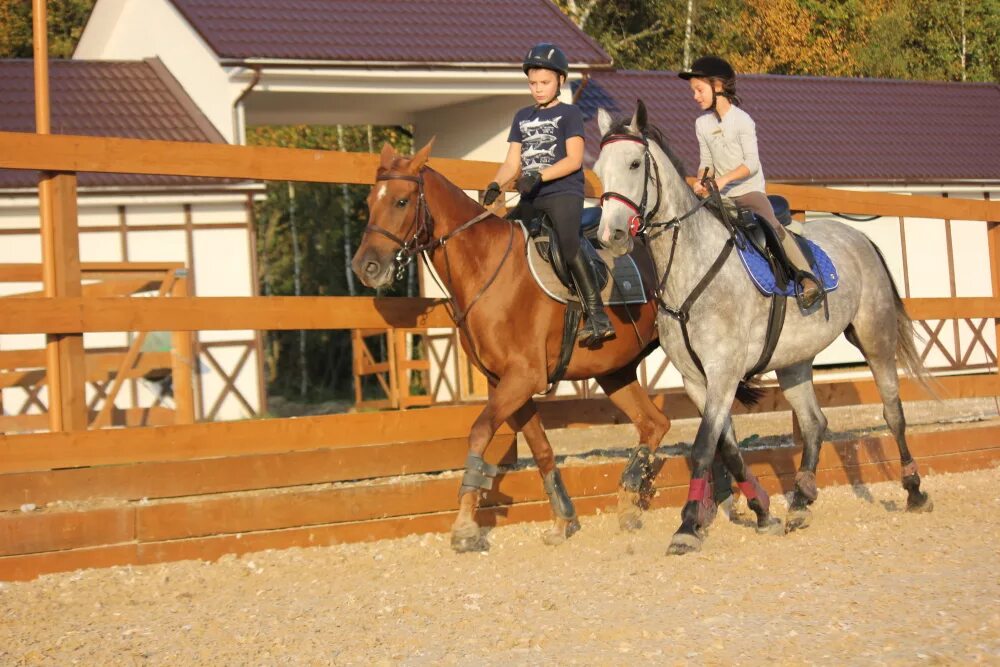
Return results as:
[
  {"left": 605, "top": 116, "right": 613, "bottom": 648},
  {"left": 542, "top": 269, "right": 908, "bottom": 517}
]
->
[
  {"left": 247, "top": 124, "right": 413, "bottom": 401},
  {"left": 0, "top": 0, "right": 95, "bottom": 58},
  {"left": 556, "top": 0, "right": 998, "bottom": 82}
]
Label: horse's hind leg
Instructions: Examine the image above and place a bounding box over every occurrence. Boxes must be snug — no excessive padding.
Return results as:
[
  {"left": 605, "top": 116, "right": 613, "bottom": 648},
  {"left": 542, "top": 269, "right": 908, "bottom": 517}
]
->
[
  {"left": 594, "top": 367, "right": 671, "bottom": 532},
  {"left": 684, "top": 377, "right": 783, "bottom": 535},
  {"left": 776, "top": 361, "right": 829, "bottom": 531},
  {"left": 508, "top": 399, "right": 581, "bottom": 545},
  {"left": 845, "top": 324, "right": 932, "bottom": 512}
]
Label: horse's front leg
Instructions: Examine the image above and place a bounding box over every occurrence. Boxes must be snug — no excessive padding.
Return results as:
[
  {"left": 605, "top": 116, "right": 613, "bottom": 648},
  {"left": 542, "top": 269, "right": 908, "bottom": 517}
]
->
[
  {"left": 594, "top": 369, "right": 672, "bottom": 532},
  {"left": 508, "top": 399, "right": 581, "bottom": 545},
  {"left": 451, "top": 373, "right": 536, "bottom": 553},
  {"left": 668, "top": 372, "right": 741, "bottom": 555}
]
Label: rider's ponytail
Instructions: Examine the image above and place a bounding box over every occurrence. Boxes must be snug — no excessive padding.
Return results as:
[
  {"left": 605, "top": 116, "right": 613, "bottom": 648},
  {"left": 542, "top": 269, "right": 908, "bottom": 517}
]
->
[{"left": 718, "top": 77, "right": 741, "bottom": 107}]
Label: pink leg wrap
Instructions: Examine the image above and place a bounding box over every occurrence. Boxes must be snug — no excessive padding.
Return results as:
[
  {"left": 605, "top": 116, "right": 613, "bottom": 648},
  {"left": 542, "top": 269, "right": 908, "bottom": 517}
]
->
[
  {"left": 687, "top": 478, "right": 708, "bottom": 501},
  {"left": 901, "top": 461, "right": 919, "bottom": 477}
]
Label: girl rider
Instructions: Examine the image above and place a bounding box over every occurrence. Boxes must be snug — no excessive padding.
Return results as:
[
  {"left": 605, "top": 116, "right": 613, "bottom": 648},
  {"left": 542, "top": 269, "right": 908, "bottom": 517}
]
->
[{"left": 679, "top": 55, "right": 822, "bottom": 309}]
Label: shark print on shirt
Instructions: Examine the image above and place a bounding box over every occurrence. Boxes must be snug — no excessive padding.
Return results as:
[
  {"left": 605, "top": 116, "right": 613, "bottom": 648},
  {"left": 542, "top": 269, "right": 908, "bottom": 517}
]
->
[{"left": 507, "top": 103, "right": 585, "bottom": 200}]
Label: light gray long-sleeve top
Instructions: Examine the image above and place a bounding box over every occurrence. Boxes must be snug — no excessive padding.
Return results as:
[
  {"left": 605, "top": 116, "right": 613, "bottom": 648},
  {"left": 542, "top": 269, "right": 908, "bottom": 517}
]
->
[{"left": 695, "top": 106, "right": 766, "bottom": 198}]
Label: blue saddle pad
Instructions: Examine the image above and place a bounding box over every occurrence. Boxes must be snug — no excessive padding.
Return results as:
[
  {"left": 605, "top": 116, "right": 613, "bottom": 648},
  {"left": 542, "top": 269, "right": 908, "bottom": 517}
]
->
[{"left": 735, "top": 236, "right": 839, "bottom": 297}]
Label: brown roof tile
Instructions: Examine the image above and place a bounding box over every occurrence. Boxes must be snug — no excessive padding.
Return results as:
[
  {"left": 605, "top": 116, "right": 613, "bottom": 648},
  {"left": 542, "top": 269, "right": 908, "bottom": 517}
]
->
[
  {"left": 575, "top": 71, "right": 1000, "bottom": 184},
  {"left": 0, "top": 58, "right": 234, "bottom": 190},
  {"left": 168, "top": 0, "right": 611, "bottom": 66}
]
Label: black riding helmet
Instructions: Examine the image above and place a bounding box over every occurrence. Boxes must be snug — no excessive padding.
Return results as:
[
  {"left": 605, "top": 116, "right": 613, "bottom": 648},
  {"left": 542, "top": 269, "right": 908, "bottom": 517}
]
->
[
  {"left": 678, "top": 55, "right": 741, "bottom": 113},
  {"left": 678, "top": 55, "right": 736, "bottom": 82},
  {"left": 523, "top": 43, "right": 569, "bottom": 78}
]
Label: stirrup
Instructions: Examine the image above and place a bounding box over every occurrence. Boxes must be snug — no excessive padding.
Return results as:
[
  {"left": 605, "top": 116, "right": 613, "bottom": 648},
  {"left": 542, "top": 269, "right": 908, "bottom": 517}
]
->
[
  {"left": 794, "top": 271, "right": 823, "bottom": 310},
  {"left": 577, "top": 315, "right": 615, "bottom": 345}
]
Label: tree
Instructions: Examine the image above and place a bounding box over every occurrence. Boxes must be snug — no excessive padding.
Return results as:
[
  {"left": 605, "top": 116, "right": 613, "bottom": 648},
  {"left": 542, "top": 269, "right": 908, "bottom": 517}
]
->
[
  {"left": 721, "top": 0, "right": 858, "bottom": 76},
  {"left": 0, "top": 0, "right": 95, "bottom": 58},
  {"left": 247, "top": 124, "right": 414, "bottom": 401}
]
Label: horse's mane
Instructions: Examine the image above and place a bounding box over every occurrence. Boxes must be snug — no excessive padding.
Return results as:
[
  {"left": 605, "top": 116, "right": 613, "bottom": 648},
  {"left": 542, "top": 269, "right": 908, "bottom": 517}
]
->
[{"left": 601, "top": 117, "right": 688, "bottom": 180}]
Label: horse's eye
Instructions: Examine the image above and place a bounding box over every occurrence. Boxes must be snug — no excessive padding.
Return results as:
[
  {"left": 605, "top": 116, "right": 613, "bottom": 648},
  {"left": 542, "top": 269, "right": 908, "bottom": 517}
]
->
[
  {"left": 629, "top": 159, "right": 641, "bottom": 170},
  {"left": 395, "top": 198, "right": 408, "bottom": 208}
]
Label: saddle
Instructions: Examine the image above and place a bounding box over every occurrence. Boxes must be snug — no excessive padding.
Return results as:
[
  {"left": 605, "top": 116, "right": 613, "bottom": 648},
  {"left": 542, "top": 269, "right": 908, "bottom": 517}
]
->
[
  {"left": 720, "top": 195, "right": 817, "bottom": 292},
  {"left": 508, "top": 203, "right": 647, "bottom": 306}
]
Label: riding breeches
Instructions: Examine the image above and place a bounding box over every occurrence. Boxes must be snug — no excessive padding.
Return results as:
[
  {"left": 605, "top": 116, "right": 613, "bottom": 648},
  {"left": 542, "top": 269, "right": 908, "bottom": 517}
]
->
[{"left": 530, "top": 194, "right": 584, "bottom": 260}]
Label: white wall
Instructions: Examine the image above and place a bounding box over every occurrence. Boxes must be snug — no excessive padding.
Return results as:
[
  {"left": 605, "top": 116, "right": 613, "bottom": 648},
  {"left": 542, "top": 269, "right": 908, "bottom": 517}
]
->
[{"left": 75, "top": 0, "right": 240, "bottom": 141}]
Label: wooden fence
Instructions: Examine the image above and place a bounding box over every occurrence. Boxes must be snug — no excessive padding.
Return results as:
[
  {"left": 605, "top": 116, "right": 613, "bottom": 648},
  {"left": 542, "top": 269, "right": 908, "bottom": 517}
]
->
[
  {"left": 0, "top": 262, "right": 195, "bottom": 431},
  {"left": 0, "top": 130, "right": 999, "bottom": 580}
]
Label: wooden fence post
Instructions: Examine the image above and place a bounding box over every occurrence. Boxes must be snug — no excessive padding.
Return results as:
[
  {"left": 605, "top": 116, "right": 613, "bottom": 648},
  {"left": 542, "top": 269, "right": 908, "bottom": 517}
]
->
[
  {"left": 34, "top": 0, "right": 86, "bottom": 431},
  {"left": 171, "top": 270, "right": 196, "bottom": 424}
]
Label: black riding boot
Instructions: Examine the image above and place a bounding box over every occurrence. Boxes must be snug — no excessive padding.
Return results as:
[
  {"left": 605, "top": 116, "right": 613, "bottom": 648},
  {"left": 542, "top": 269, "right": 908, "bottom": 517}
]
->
[{"left": 567, "top": 249, "right": 615, "bottom": 345}]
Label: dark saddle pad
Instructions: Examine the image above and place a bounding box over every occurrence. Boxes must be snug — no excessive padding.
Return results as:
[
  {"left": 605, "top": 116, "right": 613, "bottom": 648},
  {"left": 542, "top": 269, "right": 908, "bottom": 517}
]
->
[{"left": 728, "top": 195, "right": 839, "bottom": 296}]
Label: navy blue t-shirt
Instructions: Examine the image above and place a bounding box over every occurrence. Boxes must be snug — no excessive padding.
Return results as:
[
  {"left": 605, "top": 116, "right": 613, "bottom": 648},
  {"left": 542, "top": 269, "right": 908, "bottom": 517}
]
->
[{"left": 507, "top": 102, "right": 585, "bottom": 200}]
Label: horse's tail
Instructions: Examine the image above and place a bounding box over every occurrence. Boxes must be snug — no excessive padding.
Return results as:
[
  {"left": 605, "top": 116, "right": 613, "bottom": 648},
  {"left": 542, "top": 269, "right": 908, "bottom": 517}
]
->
[
  {"left": 868, "top": 240, "right": 939, "bottom": 398},
  {"left": 736, "top": 380, "right": 764, "bottom": 407}
]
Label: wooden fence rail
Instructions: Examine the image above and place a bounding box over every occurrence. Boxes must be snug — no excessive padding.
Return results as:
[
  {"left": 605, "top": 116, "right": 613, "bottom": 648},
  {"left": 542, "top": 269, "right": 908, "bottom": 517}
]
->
[{"left": 1, "top": 295, "right": 997, "bottom": 334}]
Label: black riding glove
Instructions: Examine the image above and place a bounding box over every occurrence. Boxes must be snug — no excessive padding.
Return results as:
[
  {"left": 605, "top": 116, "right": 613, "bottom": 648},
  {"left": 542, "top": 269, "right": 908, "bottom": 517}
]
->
[
  {"left": 516, "top": 172, "right": 542, "bottom": 198},
  {"left": 482, "top": 181, "right": 501, "bottom": 206}
]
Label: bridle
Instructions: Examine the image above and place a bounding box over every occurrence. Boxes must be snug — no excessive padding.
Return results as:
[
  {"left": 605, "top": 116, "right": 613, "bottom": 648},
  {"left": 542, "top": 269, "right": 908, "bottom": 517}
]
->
[
  {"left": 598, "top": 133, "right": 663, "bottom": 237},
  {"left": 598, "top": 129, "right": 741, "bottom": 380},
  {"left": 364, "top": 171, "right": 437, "bottom": 281},
  {"left": 599, "top": 132, "right": 715, "bottom": 239},
  {"left": 362, "top": 168, "right": 513, "bottom": 383}
]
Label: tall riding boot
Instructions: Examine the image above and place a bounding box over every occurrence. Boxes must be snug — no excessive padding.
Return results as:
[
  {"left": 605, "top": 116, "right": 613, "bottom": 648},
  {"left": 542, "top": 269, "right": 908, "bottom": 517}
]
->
[
  {"left": 567, "top": 249, "right": 615, "bottom": 344},
  {"left": 778, "top": 229, "right": 822, "bottom": 309}
]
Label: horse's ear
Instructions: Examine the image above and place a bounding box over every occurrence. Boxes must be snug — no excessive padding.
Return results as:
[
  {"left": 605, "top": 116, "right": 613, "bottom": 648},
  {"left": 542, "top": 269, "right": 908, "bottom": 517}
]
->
[
  {"left": 597, "top": 108, "right": 613, "bottom": 137},
  {"left": 629, "top": 99, "right": 648, "bottom": 134},
  {"left": 379, "top": 142, "right": 395, "bottom": 170},
  {"left": 409, "top": 137, "right": 435, "bottom": 173}
]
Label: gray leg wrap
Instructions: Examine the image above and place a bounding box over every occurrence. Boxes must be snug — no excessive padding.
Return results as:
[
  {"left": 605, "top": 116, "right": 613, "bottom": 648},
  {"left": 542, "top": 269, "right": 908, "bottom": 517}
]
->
[
  {"left": 543, "top": 469, "right": 576, "bottom": 521},
  {"left": 459, "top": 453, "right": 499, "bottom": 497},
  {"left": 620, "top": 445, "right": 652, "bottom": 493}
]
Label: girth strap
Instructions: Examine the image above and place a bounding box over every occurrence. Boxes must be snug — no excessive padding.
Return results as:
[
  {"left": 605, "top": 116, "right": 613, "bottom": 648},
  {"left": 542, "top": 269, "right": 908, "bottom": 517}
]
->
[
  {"left": 745, "top": 291, "right": 786, "bottom": 380},
  {"left": 544, "top": 303, "right": 583, "bottom": 392}
]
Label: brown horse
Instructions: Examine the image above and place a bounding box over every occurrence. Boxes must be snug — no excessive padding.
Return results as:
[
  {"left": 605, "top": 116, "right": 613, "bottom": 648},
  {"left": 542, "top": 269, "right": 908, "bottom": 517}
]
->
[{"left": 352, "top": 140, "right": 673, "bottom": 551}]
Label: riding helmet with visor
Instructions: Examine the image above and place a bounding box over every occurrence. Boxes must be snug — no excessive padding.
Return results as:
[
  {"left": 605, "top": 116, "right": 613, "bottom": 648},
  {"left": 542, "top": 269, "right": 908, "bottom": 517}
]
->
[
  {"left": 523, "top": 43, "right": 569, "bottom": 78},
  {"left": 678, "top": 55, "right": 741, "bottom": 111}
]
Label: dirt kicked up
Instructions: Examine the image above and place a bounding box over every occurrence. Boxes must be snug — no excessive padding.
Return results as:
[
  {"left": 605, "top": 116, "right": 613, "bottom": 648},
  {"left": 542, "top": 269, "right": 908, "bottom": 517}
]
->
[{"left": 2, "top": 465, "right": 999, "bottom": 666}]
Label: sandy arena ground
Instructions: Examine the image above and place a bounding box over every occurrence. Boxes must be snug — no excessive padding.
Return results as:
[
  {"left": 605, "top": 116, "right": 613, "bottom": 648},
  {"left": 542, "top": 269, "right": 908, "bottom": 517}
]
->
[{"left": 2, "top": 460, "right": 999, "bottom": 665}]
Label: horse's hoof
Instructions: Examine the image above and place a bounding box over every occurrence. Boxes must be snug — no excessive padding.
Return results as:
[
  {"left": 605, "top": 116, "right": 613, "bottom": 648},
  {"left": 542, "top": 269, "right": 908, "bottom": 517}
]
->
[
  {"left": 616, "top": 489, "right": 643, "bottom": 532},
  {"left": 451, "top": 525, "right": 488, "bottom": 553},
  {"left": 906, "top": 492, "right": 933, "bottom": 513},
  {"left": 617, "top": 489, "right": 643, "bottom": 532},
  {"left": 756, "top": 516, "right": 784, "bottom": 535},
  {"left": 618, "top": 511, "right": 642, "bottom": 532},
  {"left": 543, "top": 518, "right": 581, "bottom": 546},
  {"left": 717, "top": 494, "right": 734, "bottom": 522},
  {"left": 666, "top": 531, "right": 702, "bottom": 556},
  {"left": 785, "top": 508, "right": 812, "bottom": 533}
]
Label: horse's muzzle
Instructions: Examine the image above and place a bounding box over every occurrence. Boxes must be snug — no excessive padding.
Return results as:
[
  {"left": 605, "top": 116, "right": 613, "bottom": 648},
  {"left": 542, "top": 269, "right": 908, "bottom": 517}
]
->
[
  {"left": 351, "top": 251, "right": 395, "bottom": 289},
  {"left": 602, "top": 227, "right": 633, "bottom": 257}
]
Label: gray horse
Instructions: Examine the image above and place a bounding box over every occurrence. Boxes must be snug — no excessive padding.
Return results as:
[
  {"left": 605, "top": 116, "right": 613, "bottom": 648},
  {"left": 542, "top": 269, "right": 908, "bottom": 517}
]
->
[{"left": 595, "top": 101, "right": 934, "bottom": 555}]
